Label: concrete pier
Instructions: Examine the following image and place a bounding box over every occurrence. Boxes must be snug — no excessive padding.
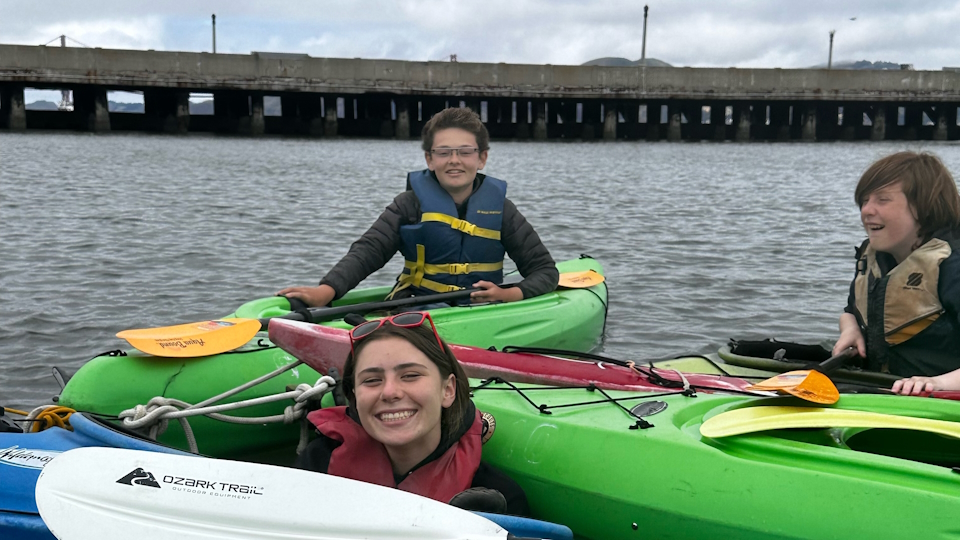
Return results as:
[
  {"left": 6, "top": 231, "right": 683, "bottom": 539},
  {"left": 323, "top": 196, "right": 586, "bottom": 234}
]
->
[
  {"left": 667, "top": 103, "right": 682, "bottom": 142},
  {"left": 710, "top": 102, "right": 727, "bottom": 141},
  {"left": 933, "top": 105, "right": 953, "bottom": 141},
  {"left": 278, "top": 95, "right": 300, "bottom": 135},
  {"left": 801, "top": 104, "right": 817, "bottom": 141},
  {"left": 645, "top": 101, "right": 663, "bottom": 141},
  {"left": 902, "top": 105, "right": 921, "bottom": 140},
  {"left": 249, "top": 94, "right": 265, "bottom": 136},
  {"left": 734, "top": 103, "right": 752, "bottom": 142},
  {"left": 395, "top": 98, "right": 410, "bottom": 140},
  {"left": 3, "top": 44, "right": 960, "bottom": 141},
  {"left": 0, "top": 84, "right": 26, "bottom": 130},
  {"left": 770, "top": 104, "right": 790, "bottom": 141},
  {"left": 533, "top": 100, "right": 547, "bottom": 141},
  {"left": 602, "top": 102, "right": 617, "bottom": 141},
  {"left": 618, "top": 100, "right": 640, "bottom": 140},
  {"left": 581, "top": 101, "right": 600, "bottom": 140},
  {"left": 869, "top": 104, "right": 887, "bottom": 141},
  {"left": 323, "top": 95, "right": 338, "bottom": 137},
  {"left": 73, "top": 87, "right": 110, "bottom": 132},
  {"left": 144, "top": 89, "right": 189, "bottom": 133}
]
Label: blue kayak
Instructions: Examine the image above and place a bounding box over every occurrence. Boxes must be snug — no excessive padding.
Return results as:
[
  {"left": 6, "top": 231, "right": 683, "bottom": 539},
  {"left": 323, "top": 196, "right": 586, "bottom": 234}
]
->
[{"left": 0, "top": 413, "right": 188, "bottom": 540}]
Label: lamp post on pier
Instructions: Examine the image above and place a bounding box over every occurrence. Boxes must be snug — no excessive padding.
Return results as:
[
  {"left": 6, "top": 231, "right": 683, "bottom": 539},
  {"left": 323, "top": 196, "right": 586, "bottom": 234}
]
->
[
  {"left": 641, "top": 5, "right": 649, "bottom": 62},
  {"left": 828, "top": 30, "right": 835, "bottom": 69}
]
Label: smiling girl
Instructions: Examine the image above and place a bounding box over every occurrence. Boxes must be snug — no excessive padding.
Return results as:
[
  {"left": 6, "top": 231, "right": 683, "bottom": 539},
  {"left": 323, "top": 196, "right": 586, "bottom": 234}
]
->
[
  {"left": 832, "top": 151, "right": 960, "bottom": 395},
  {"left": 296, "top": 312, "right": 529, "bottom": 515}
]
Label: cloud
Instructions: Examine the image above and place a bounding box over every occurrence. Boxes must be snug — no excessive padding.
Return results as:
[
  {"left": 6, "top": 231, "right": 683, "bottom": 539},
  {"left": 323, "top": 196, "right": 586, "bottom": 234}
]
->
[
  {"left": 1, "top": 1, "right": 959, "bottom": 69},
  {"left": 10, "top": 17, "right": 166, "bottom": 51}
]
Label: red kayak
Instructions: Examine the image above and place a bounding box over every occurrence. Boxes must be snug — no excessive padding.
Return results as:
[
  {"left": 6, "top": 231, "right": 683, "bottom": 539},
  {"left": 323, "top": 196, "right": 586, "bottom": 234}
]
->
[{"left": 266, "top": 319, "right": 753, "bottom": 393}]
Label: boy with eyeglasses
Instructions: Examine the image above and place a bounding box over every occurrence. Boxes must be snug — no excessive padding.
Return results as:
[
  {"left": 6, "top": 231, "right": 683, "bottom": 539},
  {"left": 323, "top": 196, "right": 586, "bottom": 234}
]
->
[{"left": 279, "top": 107, "right": 558, "bottom": 307}]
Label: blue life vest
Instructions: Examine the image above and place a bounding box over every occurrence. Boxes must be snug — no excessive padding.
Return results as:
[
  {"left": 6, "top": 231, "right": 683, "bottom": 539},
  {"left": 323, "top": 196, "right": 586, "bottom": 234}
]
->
[{"left": 392, "top": 170, "right": 506, "bottom": 298}]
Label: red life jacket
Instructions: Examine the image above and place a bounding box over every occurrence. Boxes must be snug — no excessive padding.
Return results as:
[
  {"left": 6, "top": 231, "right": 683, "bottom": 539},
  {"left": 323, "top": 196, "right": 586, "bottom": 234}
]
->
[{"left": 306, "top": 406, "right": 482, "bottom": 503}]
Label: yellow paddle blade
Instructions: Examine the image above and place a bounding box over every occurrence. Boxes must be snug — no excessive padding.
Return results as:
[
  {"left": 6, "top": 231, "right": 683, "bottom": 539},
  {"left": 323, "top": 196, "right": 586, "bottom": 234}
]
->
[
  {"left": 745, "top": 370, "right": 840, "bottom": 405},
  {"left": 116, "top": 318, "right": 261, "bottom": 358},
  {"left": 700, "top": 405, "right": 960, "bottom": 440},
  {"left": 558, "top": 270, "right": 605, "bottom": 289}
]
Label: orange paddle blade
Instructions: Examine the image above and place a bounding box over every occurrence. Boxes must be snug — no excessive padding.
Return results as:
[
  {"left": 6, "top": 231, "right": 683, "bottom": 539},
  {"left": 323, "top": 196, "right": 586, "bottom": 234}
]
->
[
  {"left": 116, "top": 318, "right": 262, "bottom": 358},
  {"left": 558, "top": 270, "right": 605, "bottom": 288},
  {"left": 745, "top": 370, "right": 840, "bottom": 405}
]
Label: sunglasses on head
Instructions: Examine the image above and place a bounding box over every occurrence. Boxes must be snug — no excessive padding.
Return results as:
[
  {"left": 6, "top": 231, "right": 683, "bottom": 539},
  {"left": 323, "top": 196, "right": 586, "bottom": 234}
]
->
[{"left": 349, "top": 311, "right": 445, "bottom": 356}]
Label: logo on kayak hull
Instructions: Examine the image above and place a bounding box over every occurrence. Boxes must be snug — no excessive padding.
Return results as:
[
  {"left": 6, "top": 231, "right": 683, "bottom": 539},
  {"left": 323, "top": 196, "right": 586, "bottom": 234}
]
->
[
  {"left": 117, "top": 468, "right": 161, "bottom": 488},
  {"left": 629, "top": 401, "right": 668, "bottom": 417},
  {"left": 0, "top": 446, "right": 61, "bottom": 469}
]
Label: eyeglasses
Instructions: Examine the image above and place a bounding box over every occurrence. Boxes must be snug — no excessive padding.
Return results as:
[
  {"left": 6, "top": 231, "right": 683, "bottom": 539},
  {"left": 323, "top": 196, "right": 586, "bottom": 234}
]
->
[
  {"left": 349, "top": 311, "right": 445, "bottom": 356},
  {"left": 429, "top": 147, "right": 480, "bottom": 159}
]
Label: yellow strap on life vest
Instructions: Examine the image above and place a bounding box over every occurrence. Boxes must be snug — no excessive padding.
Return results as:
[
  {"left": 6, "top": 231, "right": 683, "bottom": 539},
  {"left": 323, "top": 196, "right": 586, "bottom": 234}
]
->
[
  {"left": 388, "top": 244, "right": 467, "bottom": 299},
  {"left": 404, "top": 260, "right": 503, "bottom": 276},
  {"left": 421, "top": 212, "right": 501, "bottom": 241},
  {"left": 394, "top": 272, "right": 463, "bottom": 295},
  {"left": 387, "top": 245, "right": 426, "bottom": 299},
  {"left": 409, "top": 276, "right": 464, "bottom": 294}
]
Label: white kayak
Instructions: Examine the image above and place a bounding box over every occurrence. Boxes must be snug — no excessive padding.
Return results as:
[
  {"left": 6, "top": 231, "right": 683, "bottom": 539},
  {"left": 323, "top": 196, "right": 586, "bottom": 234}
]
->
[{"left": 36, "top": 447, "right": 510, "bottom": 540}]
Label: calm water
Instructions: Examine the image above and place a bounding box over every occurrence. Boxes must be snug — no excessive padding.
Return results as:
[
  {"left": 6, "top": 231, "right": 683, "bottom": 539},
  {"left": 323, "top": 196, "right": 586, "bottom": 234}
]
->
[{"left": 3, "top": 132, "right": 960, "bottom": 409}]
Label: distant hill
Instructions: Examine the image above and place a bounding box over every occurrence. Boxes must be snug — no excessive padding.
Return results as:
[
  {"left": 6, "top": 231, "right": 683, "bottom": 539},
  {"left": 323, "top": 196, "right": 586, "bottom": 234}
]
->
[
  {"left": 109, "top": 102, "right": 144, "bottom": 113},
  {"left": 190, "top": 100, "right": 213, "bottom": 115},
  {"left": 808, "top": 60, "right": 906, "bottom": 70},
  {"left": 25, "top": 100, "right": 59, "bottom": 111},
  {"left": 583, "top": 57, "right": 673, "bottom": 67},
  {"left": 187, "top": 98, "right": 280, "bottom": 115},
  {"left": 584, "top": 57, "right": 907, "bottom": 70},
  {"left": 26, "top": 100, "right": 145, "bottom": 112}
]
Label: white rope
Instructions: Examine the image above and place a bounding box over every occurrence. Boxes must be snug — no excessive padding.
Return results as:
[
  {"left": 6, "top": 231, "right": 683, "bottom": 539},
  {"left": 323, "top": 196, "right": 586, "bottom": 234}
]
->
[
  {"left": 118, "top": 376, "right": 336, "bottom": 454},
  {"left": 187, "top": 359, "right": 304, "bottom": 410},
  {"left": 25, "top": 404, "right": 57, "bottom": 424},
  {"left": 671, "top": 368, "right": 692, "bottom": 392}
]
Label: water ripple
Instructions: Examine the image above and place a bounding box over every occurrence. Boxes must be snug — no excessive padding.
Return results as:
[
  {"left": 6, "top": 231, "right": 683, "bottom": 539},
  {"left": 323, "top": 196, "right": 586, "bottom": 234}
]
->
[{"left": 3, "top": 132, "right": 959, "bottom": 408}]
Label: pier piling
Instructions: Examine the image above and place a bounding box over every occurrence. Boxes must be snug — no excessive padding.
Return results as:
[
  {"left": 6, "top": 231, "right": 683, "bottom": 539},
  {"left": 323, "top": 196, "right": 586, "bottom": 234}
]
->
[
  {"left": 73, "top": 87, "right": 110, "bottom": 132},
  {"left": 0, "top": 84, "right": 26, "bottom": 131}
]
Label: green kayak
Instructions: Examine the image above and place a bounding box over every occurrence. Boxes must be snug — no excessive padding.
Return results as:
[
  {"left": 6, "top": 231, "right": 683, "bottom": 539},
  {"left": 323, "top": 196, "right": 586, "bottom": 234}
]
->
[
  {"left": 58, "top": 256, "right": 607, "bottom": 458},
  {"left": 472, "top": 380, "right": 960, "bottom": 540}
]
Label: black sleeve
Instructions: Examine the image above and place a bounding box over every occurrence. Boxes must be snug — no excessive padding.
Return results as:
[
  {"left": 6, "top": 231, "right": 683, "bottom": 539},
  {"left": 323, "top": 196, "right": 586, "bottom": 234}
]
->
[
  {"left": 500, "top": 198, "right": 559, "bottom": 299},
  {"left": 318, "top": 192, "right": 419, "bottom": 300},
  {"left": 471, "top": 461, "right": 530, "bottom": 517},
  {"left": 294, "top": 433, "right": 341, "bottom": 473}
]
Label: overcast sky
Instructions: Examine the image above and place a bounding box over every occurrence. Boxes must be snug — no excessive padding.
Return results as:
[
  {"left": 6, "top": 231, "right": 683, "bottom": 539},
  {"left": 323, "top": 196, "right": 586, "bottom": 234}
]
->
[{"left": 4, "top": 1, "right": 959, "bottom": 70}]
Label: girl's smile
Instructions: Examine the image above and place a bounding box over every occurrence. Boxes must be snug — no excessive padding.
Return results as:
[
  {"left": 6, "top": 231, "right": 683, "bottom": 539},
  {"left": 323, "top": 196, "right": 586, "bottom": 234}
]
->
[{"left": 353, "top": 337, "right": 456, "bottom": 473}]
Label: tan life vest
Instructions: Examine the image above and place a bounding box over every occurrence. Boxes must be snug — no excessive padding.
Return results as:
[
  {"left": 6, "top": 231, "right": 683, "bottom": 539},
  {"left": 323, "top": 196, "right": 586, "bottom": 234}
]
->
[{"left": 854, "top": 238, "right": 951, "bottom": 345}]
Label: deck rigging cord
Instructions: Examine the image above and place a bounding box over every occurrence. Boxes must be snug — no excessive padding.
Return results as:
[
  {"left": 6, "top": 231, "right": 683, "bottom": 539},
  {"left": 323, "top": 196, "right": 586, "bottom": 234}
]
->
[
  {"left": 113, "top": 358, "right": 334, "bottom": 454},
  {"left": 3, "top": 406, "right": 77, "bottom": 432}
]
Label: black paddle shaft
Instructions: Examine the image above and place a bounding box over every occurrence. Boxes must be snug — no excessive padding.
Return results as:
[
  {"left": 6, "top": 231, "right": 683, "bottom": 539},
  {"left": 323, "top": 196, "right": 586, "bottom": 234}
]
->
[
  {"left": 258, "top": 288, "right": 479, "bottom": 329},
  {"left": 815, "top": 347, "right": 860, "bottom": 374}
]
